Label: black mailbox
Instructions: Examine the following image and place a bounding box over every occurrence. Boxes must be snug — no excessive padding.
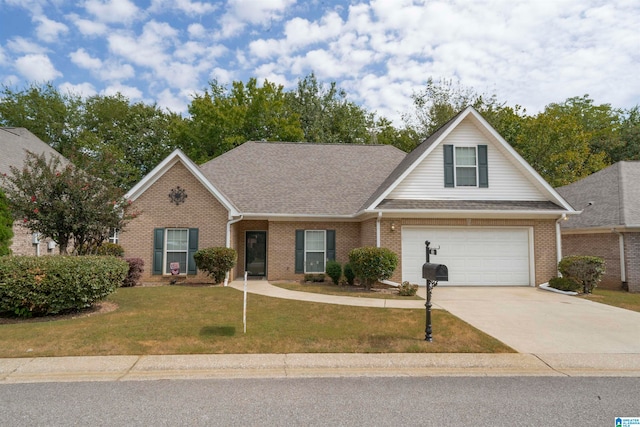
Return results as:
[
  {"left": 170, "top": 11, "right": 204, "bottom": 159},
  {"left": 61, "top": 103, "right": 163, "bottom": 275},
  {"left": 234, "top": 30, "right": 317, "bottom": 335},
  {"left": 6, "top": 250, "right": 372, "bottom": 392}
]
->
[{"left": 422, "top": 263, "right": 448, "bottom": 281}]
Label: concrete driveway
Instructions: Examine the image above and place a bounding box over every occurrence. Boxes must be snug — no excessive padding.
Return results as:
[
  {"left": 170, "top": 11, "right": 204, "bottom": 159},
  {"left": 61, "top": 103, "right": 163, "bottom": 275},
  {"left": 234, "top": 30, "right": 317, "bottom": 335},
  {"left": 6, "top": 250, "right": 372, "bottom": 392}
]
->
[{"left": 432, "top": 287, "right": 640, "bottom": 354}]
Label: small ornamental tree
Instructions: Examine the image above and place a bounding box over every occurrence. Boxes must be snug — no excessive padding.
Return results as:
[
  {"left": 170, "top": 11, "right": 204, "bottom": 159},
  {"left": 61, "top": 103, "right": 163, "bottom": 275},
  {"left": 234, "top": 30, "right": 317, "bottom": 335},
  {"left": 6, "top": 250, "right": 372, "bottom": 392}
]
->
[
  {"left": 193, "top": 247, "right": 237, "bottom": 284},
  {"left": 0, "top": 190, "right": 13, "bottom": 256},
  {"left": 1, "top": 152, "right": 137, "bottom": 254},
  {"left": 558, "top": 255, "right": 605, "bottom": 294},
  {"left": 348, "top": 246, "right": 398, "bottom": 290}
]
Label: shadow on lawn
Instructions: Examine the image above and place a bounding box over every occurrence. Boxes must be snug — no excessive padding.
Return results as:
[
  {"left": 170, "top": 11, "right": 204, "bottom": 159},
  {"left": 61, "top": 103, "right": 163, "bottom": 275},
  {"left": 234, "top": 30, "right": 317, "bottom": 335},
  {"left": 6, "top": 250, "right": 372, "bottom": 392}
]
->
[{"left": 200, "top": 326, "right": 236, "bottom": 337}]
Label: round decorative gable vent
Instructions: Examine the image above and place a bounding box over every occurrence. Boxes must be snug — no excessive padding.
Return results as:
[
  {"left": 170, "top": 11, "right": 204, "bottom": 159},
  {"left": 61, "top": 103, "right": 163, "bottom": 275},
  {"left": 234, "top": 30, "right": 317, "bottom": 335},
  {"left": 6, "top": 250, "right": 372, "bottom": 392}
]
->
[{"left": 168, "top": 186, "right": 188, "bottom": 205}]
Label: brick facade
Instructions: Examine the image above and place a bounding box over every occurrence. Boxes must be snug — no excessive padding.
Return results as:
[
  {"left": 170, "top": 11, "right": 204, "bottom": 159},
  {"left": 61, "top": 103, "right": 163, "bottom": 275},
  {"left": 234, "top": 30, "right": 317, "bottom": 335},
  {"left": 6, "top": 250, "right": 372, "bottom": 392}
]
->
[
  {"left": 624, "top": 232, "right": 640, "bottom": 293},
  {"left": 9, "top": 223, "right": 59, "bottom": 256},
  {"left": 561, "top": 232, "right": 623, "bottom": 290},
  {"left": 120, "top": 161, "right": 229, "bottom": 283}
]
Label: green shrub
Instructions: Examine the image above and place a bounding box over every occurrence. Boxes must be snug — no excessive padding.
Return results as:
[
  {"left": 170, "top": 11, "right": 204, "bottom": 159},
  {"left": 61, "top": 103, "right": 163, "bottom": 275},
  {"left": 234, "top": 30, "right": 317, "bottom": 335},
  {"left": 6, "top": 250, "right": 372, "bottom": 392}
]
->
[
  {"left": 0, "top": 255, "right": 128, "bottom": 317},
  {"left": 558, "top": 255, "right": 605, "bottom": 294},
  {"left": 122, "top": 257, "right": 144, "bottom": 287},
  {"left": 76, "top": 242, "right": 125, "bottom": 257},
  {"left": 348, "top": 246, "right": 398, "bottom": 290},
  {"left": 326, "top": 260, "right": 342, "bottom": 285},
  {"left": 343, "top": 263, "right": 355, "bottom": 286},
  {"left": 398, "top": 281, "right": 418, "bottom": 296},
  {"left": 193, "top": 247, "right": 237, "bottom": 284},
  {"left": 548, "top": 276, "right": 582, "bottom": 292}
]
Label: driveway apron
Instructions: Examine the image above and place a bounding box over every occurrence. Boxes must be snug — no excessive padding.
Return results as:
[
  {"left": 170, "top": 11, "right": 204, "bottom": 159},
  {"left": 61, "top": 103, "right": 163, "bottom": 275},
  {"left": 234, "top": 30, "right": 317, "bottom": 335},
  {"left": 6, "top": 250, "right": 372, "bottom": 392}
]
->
[{"left": 432, "top": 287, "right": 640, "bottom": 354}]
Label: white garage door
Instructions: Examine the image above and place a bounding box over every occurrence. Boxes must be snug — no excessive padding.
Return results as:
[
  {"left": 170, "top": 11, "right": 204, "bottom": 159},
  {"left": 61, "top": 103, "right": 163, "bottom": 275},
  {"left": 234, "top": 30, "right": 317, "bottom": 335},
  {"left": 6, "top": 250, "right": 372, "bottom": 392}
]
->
[{"left": 401, "top": 227, "right": 532, "bottom": 286}]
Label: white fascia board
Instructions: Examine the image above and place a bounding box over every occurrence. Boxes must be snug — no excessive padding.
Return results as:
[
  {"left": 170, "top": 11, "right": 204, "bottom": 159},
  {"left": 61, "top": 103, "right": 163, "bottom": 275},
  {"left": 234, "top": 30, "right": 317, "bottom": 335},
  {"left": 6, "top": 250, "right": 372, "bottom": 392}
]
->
[
  {"left": 363, "top": 208, "right": 571, "bottom": 218},
  {"left": 242, "top": 212, "right": 360, "bottom": 222},
  {"left": 466, "top": 109, "right": 576, "bottom": 212},
  {"left": 124, "top": 148, "right": 239, "bottom": 217},
  {"left": 365, "top": 108, "right": 472, "bottom": 210}
]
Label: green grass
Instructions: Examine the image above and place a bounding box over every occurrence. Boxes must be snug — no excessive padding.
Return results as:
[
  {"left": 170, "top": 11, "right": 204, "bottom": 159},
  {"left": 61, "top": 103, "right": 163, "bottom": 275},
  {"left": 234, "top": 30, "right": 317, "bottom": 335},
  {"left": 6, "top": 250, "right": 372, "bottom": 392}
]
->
[
  {"left": 580, "top": 288, "right": 640, "bottom": 312},
  {"left": 273, "top": 281, "right": 423, "bottom": 300},
  {"left": 0, "top": 286, "right": 511, "bottom": 357}
]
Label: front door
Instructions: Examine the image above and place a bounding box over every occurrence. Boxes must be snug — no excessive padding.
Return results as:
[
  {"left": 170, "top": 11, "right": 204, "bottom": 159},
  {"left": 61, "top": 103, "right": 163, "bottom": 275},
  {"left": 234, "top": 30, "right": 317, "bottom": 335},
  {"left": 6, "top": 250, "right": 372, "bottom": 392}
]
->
[{"left": 245, "top": 231, "right": 267, "bottom": 277}]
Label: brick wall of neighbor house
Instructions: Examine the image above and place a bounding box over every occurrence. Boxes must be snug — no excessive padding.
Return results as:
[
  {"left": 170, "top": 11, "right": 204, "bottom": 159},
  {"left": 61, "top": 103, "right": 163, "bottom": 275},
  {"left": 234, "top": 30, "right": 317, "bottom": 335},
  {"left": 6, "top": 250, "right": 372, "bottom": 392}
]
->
[
  {"left": 623, "top": 232, "right": 640, "bottom": 293},
  {"left": 233, "top": 220, "right": 269, "bottom": 279},
  {"left": 10, "top": 223, "right": 59, "bottom": 256},
  {"left": 267, "top": 221, "right": 361, "bottom": 281},
  {"left": 562, "top": 233, "right": 622, "bottom": 290},
  {"left": 380, "top": 218, "right": 558, "bottom": 285},
  {"left": 120, "top": 161, "right": 229, "bottom": 282}
]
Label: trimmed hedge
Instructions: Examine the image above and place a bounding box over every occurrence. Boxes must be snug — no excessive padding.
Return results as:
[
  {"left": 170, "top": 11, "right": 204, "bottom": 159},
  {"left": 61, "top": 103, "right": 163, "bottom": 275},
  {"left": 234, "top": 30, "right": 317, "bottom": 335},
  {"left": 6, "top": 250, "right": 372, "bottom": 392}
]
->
[
  {"left": 0, "top": 256, "right": 128, "bottom": 317},
  {"left": 343, "top": 263, "right": 356, "bottom": 286},
  {"left": 558, "top": 255, "right": 605, "bottom": 294},
  {"left": 548, "top": 276, "right": 582, "bottom": 292},
  {"left": 348, "top": 246, "right": 398, "bottom": 290},
  {"left": 326, "top": 260, "right": 342, "bottom": 285},
  {"left": 193, "top": 247, "right": 237, "bottom": 284},
  {"left": 122, "top": 257, "right": 144, "bottom": 287}
]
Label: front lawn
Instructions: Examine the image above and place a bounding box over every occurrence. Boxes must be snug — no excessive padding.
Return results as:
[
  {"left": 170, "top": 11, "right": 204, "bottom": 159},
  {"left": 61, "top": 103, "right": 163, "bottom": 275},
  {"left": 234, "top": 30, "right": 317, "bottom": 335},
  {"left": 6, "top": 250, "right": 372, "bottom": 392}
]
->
[
  {"left": 580, "top": 288, "right": 640, "bottom": 312},
  {"left": 0, "top": 286, "right": 512, "bottom": 357}
]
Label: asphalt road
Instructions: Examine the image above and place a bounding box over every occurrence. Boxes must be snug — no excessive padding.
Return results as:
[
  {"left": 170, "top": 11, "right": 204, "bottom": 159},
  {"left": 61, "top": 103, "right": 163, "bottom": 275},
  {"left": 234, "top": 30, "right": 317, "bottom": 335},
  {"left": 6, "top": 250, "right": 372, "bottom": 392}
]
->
[{"left": 2, "top": 376, "right": 639, "bottom": 426}]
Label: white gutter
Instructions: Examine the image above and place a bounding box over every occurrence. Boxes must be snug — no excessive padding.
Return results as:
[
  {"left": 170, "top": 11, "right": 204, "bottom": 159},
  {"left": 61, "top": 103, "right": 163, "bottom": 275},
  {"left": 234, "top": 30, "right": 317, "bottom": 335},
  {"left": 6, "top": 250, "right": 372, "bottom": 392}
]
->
[
  {"left": 224, "top": 215, "right": 244, "bottom": 286},
  {"left": 555, "top": 214, "right": 566, "bottom": 274},
  {"left": 612, "top": 228, "right": 627, "bottom": 283},
  {"left": 376, "top": 212, "right": 382, "bottom": 247}
]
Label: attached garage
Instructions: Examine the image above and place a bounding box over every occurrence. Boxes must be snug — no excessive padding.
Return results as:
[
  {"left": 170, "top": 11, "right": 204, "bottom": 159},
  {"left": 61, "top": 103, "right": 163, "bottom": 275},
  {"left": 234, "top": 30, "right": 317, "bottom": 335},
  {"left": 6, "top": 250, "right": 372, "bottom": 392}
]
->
[{"left": 401, "top": 226, "right": 534, "bottom": 286}]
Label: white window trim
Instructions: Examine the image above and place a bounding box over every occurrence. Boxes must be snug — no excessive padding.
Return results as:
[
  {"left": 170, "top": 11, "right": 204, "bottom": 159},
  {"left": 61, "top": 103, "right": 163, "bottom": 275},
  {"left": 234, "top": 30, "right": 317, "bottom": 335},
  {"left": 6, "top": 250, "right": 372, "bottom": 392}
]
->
[
  {"left": 108, "top": 228, "right": 119, "bottom": 244},
  {"left": 304, "top": 230, "right": 326, "bottom": 274},
  {"left": 164, "top": 228, "right": 189, "bottom": 276},
  {"left": 454, "top": 145, "right": 478, "bottom": 187}
]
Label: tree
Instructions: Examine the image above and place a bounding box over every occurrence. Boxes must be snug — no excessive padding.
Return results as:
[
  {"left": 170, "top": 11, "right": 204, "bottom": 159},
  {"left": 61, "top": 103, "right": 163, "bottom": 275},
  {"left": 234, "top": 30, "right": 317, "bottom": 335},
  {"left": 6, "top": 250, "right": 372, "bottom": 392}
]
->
[
  {"left": 348, "top": 246, "right": 398, "bottom": 290},
  {"left": 610, "top": 106, "right": 640, "bottom": 162},
  {"left": 0, "top": 190, "right": 13, "bottom": 256},
  {"left": 1, "top": 152, "right": 135, "bottom": 254}
]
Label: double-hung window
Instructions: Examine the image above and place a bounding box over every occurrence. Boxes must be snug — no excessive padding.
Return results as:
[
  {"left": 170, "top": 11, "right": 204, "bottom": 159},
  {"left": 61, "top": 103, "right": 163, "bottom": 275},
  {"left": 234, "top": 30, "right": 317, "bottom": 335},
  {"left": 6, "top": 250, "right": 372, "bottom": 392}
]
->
[
  {"left": 165, "top": 228, "right": 188, "bottom": 274},
  {"left": 295, "top": 229, "right": 335, "bottom": 274},
  {"left": 444, "top": 144, "right": 488, "bottom": 188},
  {"left": 304, "top": 230, "right": 326, "bottom": 273},
  {"left": 455, "top": 146, "right": 477, "bottom": 187}
]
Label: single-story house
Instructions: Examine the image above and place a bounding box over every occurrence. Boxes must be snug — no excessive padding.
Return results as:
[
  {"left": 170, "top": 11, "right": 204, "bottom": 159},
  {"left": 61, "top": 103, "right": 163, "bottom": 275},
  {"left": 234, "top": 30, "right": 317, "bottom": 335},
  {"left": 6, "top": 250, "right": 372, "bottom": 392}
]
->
[
  {"left": 557, "top": 161, "right": 640, "bottom": 292},
  {"left": 122, "top": 106, "right": 576, "bottom": 286},
  {"left": 0, "top": 127, "right": 68, "bottom": 256}
]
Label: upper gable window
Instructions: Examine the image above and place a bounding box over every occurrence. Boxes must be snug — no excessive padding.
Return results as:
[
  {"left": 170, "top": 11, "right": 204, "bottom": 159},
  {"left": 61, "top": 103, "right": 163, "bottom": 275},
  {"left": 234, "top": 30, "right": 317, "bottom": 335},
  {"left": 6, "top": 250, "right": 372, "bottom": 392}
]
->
[
  {"left": 455, "top": 147, "right": 477, "bottom": 186},
  {"left": 444, "top": 144, "right": 488, "bottom": 188}
]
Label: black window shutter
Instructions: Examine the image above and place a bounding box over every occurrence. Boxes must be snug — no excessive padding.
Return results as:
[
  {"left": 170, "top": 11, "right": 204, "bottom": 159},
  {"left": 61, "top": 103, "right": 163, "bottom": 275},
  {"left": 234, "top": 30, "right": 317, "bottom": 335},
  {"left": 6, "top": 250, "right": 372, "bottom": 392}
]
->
[
  {"left": 478, "top": 145, "right": 489, "bottom": 188},
  {"left": 326, "top": 230, "right": 336, "bottom": 261},
  {"left": 443, "top": 144, "right": 454, "bottom": 187},
  {"left": 188, "top": 228, "right": 199, "bottom": 275},
  {"left": 153, "top": 228, "right": 164, "bottom": 275},
  {"left": 295, "top": 230, "right": 305, "bottom": 273}
]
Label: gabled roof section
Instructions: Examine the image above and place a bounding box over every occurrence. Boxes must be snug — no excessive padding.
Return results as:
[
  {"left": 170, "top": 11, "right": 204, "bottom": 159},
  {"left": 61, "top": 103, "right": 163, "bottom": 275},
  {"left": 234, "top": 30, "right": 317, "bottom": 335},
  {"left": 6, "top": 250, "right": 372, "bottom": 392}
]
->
[
  {"left": 0, "top": 127, "right": 69, "bottom": 175},
  {"left": 362, "top": 106, "right": 575, "bottom": 213},
  {"left": 199, "top": 142, "right": 406, "bottom": 216},
  {"left": 125, "top": 149, "right": 239, "bottom": 216},
  {"left": 557, "top": 161, "right": 640, "bottom": 229}
]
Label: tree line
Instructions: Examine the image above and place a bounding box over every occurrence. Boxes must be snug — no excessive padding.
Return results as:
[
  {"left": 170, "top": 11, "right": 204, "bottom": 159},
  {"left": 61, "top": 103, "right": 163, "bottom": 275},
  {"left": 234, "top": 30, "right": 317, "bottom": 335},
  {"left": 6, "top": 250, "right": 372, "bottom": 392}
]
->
[{"left": 1, "top": 74, "right": 639, "bottom": 191}]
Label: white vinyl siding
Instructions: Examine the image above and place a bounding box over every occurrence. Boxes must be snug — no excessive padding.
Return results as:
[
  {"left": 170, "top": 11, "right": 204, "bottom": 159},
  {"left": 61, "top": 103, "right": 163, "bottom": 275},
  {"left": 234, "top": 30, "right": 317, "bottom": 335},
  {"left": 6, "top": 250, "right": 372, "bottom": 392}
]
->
[{"left": 389, "top": 119, "right": 547, "bottom": 200}]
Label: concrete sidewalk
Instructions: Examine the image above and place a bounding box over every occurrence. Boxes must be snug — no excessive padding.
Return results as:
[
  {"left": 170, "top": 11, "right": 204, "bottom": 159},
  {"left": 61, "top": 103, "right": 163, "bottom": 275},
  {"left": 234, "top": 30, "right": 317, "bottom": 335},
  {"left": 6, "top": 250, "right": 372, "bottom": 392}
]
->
[{"left": 2, "top": 353, "right": 640, "bottom": 383}]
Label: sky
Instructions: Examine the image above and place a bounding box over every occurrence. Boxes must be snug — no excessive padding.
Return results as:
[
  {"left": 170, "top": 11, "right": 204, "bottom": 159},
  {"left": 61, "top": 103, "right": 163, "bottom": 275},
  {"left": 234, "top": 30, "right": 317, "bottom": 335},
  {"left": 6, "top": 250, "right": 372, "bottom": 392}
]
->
[{"left": 0, "top": 0, "right": 638, "bottom": 126}]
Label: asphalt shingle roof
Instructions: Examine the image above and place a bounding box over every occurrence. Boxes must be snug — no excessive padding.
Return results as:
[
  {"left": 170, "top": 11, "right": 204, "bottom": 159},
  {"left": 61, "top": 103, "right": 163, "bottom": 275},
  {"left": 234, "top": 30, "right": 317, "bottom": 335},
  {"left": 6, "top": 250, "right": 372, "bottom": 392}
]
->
[
  {"left": 0, "top": 128, "right": 67, "bottom": 177},
  {"left": 199, "top": 141, "right": 407, "bottom": 216},
  {"left": 556, "top": 161, "right": 640, "bottom": 229}
]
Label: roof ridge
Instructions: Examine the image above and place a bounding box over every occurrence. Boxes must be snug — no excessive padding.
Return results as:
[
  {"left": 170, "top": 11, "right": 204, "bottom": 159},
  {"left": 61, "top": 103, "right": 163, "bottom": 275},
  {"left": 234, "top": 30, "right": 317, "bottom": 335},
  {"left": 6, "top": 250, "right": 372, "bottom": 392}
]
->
[
  {"left": 618, "top": 161, "right": 627, "bottom": 225},
  {"left": 251, "top": 140, "right": 393, "bottom": 147}
]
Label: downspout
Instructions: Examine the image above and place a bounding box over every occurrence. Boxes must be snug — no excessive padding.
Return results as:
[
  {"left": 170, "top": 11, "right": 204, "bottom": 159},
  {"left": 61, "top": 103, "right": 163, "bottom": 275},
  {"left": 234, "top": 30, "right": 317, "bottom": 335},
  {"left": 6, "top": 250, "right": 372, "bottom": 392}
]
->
[
  {"left": 224, "top": 215, "right": 244, "bottom": 286},
  {"left": 376, "top": 212, "right": 382, "bottom": 247},
  {"left": 555, "top": 214, "right": 566, "bottom": 276},
  {"left": 612, "top": 228, "right": 627, "bottom": 285}
]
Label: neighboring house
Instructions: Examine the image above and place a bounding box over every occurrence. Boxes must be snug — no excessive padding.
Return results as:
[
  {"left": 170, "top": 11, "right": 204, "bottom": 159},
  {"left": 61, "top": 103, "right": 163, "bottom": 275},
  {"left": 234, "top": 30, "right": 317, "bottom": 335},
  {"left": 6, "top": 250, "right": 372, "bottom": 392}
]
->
[
  {"left": 0, "top": 127, "right": 68, "bottom": 256},
  {"left": 122, "top": 107, "right": 575, "bottom": 286},
  {"left": 557, "top": 161, "right": 640, "bottom": 292}
]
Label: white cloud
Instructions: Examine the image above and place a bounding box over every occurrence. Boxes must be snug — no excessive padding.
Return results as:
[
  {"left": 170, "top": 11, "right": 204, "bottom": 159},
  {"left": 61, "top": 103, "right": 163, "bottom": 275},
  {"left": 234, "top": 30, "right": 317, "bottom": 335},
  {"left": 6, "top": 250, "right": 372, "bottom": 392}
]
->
[
  {"left": 59, "top": 81, "right": 98, "bottom": 98},
  {"left": 156, "top": 88, "right": 188, "bottom": 113},
  {"left": 84, "top": 0, "right": 140, "bottom": 24},
  {"left": 14, "top": 54, "right": 62, "bottom": 81},
  {"left": 150, "top": 0, "right": 218, "bottom": 15},
  {"left": 102, "top": 82, "right": 143, "bottom": 100},
  {"left": 67, "top": 14, "right": 109, "bottom": 36},
  {"left": 218, "top": 0, "right": 296, "bottom": 38},
  {"left": 107, "top": 21, "right": 178, "bottom": 67},
  {"left": 33, "top": 15, "right": 69, "bottom": 43},
  {"left": 69, "top": 48, "right": 102, "bottom": 70},
  {"left": 187, "top": 23, "right": 206, "bottom": 38},
  {"left": 6, "top": 37, "right": 48, "bottom": 54},
  {"left": 210, "top": 67, "right": 234, "bottom": 84}
]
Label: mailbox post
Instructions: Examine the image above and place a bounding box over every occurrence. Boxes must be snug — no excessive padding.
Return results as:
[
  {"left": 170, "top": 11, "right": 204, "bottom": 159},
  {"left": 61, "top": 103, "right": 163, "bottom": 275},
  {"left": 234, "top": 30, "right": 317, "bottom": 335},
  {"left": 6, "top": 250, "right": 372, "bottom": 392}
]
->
[{"left": 422, "top": 240, "right": 448, "bottom": 342}]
